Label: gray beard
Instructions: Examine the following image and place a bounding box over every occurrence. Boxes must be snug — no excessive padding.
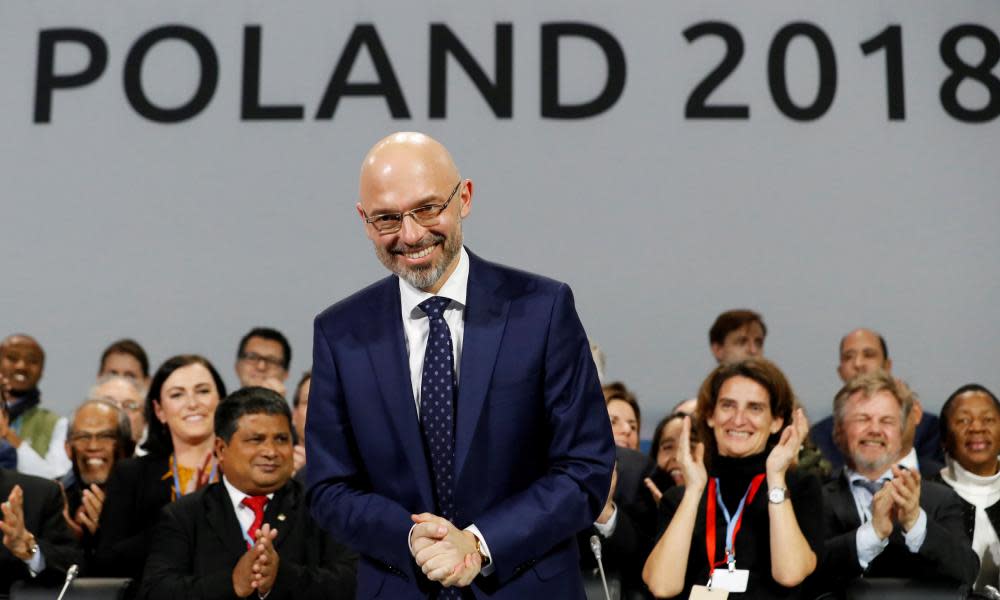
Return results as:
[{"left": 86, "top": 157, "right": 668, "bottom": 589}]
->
[
  {"left": 850, "top": 450, "right": 897, "bottom": 475},
  {"left": 374, "top": 227, "right": 462, "bottom": 291}
]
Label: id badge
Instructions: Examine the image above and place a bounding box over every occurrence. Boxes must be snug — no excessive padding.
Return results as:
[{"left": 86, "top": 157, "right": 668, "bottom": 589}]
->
[
  {"left": 710, "top": 568, "right": 749, "bottom": 593},
  {"left": 690, "top": 585, "right": 728, "bottom": 599}
]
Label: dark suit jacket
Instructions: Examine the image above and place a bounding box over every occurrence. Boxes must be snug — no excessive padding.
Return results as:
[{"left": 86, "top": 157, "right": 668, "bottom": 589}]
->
[
  {"left": 0, "top": 468, "right": 80, "bottom": 596},
  {"left": 91, "top": 454, "right": 172, "bottom": 583},
  {"left": 811, "top": 469, "right": 979, "bottom": 595},
  {"left": 306, "top": 250, "right": 616, "bottom": 599},
  {"left": 138, "top": 479, "right": 357, "bottom": 600}
]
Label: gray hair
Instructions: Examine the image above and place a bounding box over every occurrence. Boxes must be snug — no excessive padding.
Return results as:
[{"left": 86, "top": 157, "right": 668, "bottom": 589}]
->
[
  {"left": 88, "top": 374, "right": 146, "bottom": 402},
  {"left": 832, "top": 370, "right": 913, "bottom": 433},
  {"left": 67, "top": 398, "right": 133, "bottom": 442}
]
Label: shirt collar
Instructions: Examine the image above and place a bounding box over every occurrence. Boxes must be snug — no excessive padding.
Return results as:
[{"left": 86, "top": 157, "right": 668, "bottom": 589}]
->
[
  {"left": 898, "top": 447, "right": 920, "bottom": 471},
  {"left": 222, "top": 475, "right": 274, "bottom": 510},
  {"left": 845, "top": 465, "right": 896, "bottom": 485},
  {"left": 399, "top": 246, "right": 470, "bottom": 318}
]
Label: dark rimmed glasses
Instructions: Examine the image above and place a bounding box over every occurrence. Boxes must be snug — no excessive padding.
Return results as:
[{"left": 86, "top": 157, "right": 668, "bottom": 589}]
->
[{"left": 363, "top": 180, "right": 462, "bottom": 234}]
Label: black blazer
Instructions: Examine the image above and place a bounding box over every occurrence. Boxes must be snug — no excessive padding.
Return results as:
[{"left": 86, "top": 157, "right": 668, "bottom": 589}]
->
[
  {"left": 811, "top": 469, "right": 979, "bottom": 594},
  {"left": 138, "top": 479, "right": 357, "bottom": 600},
  {"left": 0, "top": 468, "right": 80, "bottom": 595},
  {"left": 91, "top": 454, "right": 172, "bottom": 582}
]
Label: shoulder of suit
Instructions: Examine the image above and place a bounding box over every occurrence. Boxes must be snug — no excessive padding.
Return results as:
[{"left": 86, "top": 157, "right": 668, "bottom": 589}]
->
[
  {"left": 0, "top": 467, "right": 61, "bottom": 499},
  {"left": 467, "top": 251, "right": 568, "bottom": 298},
  {"left": 315, "top": 274, "right": 396, "bottom": 324}
]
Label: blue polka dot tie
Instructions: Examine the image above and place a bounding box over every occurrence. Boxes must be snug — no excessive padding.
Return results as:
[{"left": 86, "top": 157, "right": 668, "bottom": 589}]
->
[{"left": 418, "top": 297, "right": 462, "bottom": 598}]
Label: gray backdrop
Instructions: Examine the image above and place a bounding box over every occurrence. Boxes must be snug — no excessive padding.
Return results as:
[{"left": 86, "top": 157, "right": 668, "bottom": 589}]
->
[{"left": 2, "top": 1, "right": 997, "bottom": 439}]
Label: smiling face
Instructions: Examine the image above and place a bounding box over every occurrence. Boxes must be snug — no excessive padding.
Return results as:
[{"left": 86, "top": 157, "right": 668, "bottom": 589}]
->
[
  {"left": 607, "top": 398, "right": 639, "bottom": 450},
  {"left": 946, "top": 391, "right": 1000, "bottom": 477},
  {"left": 707, "top": 375, "right": 783, "bottom": 457},
  {"left": 656, "top": 417, "right": 685, "bottom": 484},
  {"left": 357, "top": 133, "right": 472, "bottom": 294},
  {"left": 216, "top": 413, "right": 294, "bottom": 496},
  {"left": 153, "top": 363, "right": 220, "bottom": 447},
  {"left": 838, "top": 389, "right": 904, "bottom": 478},
  {"left": 0, "top": 335, "right": 44, "bottom": 393},
  {"left": 66, "top": 402, "right": 121, "bottom": 485}
]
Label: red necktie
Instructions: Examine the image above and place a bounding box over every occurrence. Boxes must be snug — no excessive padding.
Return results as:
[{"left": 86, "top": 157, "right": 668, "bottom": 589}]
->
[{"left": 241, "top": 495, "right": 268, "bottom": 548}]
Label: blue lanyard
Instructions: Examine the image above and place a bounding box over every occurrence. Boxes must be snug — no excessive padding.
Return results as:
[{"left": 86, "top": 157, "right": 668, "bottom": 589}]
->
[{"left": 713, "top": 475, "right": 763, "bottom": 566}]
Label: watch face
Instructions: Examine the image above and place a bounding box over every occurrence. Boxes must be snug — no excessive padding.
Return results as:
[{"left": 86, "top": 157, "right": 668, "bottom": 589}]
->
[{"left": 768, "top": 488, "right": 786, "bottom": 503}]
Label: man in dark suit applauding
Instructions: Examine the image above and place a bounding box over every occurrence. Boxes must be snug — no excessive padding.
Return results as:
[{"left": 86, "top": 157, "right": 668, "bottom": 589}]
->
[
  {"left": 811, "top": 371, "right": 978, "bottom": 595},
  {"left": 306, "top": 132, "right": 614, "bottom": 599},
  {"left": 0, "top": 393, "right": 79, "bottom": 596},
  {"left": 139, "top": 387, "right": 356, "bottom": 600}
]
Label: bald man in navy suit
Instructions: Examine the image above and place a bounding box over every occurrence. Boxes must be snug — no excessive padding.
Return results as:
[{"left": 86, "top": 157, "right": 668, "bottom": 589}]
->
[{"left": 306, "top": 132, "right": 614, "bottom": 599}]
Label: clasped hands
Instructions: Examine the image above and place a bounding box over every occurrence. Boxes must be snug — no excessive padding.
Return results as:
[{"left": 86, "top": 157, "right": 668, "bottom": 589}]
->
[
  {"left": 232, "top": 524, "right": 280, "bottom": 598},
  {"left": 869, "top": 465, "right": 922, "bottom": 540},
  {"left": 409, "top": 513, "right": 481, "bottom": 588}
]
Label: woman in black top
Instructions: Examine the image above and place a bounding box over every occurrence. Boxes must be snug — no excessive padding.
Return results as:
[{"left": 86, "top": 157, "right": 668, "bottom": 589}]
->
[
  {"left": 643, "top": 358, "right": 823, "bottom": 599},
  {"left": 92, "top": 355, "right": 226, "bottom": 588}
]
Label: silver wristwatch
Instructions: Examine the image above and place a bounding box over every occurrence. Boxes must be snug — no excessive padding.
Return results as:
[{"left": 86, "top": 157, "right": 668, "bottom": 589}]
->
[{"left": 767, "top": 487, "right": 787, "bottom": 504}]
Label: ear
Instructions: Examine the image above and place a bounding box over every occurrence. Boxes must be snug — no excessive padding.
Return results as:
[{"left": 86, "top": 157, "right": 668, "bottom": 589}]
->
[
  {"left": 884, "top": 358, "right": 893, "bottom": 374},
  {"left": 152, "top": 399, "right": 166, "bottom": 424},
  {"left": 458, "top": 179, "right": 473, "bottom": 218},
  {"left": 710, "top": 343, "right": 724, "bottom": 362},
  {"left": 214, "top": 436, "right": 226, "bottom": 462},
  {"left": 769, "top": 415, "right": 785, "bottom": 434}
]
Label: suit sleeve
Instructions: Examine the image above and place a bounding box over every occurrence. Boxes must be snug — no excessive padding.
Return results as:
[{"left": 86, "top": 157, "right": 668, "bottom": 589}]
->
[
  {"left": 20, "top": 477, "right": 81, "bottom": 587},
  {"left": 137, "top": 504, "right": 234, "bottom": 600},
  {"left": 271, "top": 536, "right": 359, "bottom": 600},
  {"left": 471, "top": 283, "right": 616, "bottom": 582},
  {"left": 305, "top": 317, "right": 415, "bottom": 576},
  {"left": 917, "top": 486, "right": 979, "bottom": 585}
]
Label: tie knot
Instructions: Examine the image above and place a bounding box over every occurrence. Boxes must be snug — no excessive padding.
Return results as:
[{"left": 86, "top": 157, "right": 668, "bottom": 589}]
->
[
  {"left": 242, "top": 495, "right": 268, "bottom": 512},
  {"left": 419, "top": 296, "right": 451, "bottom": 319},
  {"left": 853, "top": 478, "right": 886, "bottom": 495}
]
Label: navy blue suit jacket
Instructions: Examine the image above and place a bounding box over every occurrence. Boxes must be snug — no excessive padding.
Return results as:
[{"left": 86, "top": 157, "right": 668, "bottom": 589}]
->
[{"left": 305, "top": 250, "right": 615, "bottom": 599}]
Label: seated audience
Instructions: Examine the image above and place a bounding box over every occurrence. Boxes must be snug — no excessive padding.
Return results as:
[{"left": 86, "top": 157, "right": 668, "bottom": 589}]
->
[
  {"left": 811, "top": 328, "right": 942, "bottom": 470},
  {"left": 235, "top": 327, "right": 291, "bottom": 395},
  {"left": 93, "top": 354, "right": 226, "bottom": 590},
  {"left": 291, "top": 371, "right": 310, "bottom": 478},
  {"left": 59, "top": 399, "right": 134, "bottom": 556},
  {"left": 604, "top": 381, "right": 641, "bottom": 451},
  {"left": 90, "top": 375, "right": 147, "bottom": 450},
  {"left": 98, "top": 338, "right": 151, "bottom": 388},
  {"left": 937, "top": 383, "right": 1000, "bottom": 594},
  {"left": 810, "top": 371, "right": 978, "bottom": 594},
  {"left": 709, "top": 309, "right": 766, "bottom": 364},
  {"left": 644, "top": 358, "right": 821, "bottom": 598},
  {"left": 0, "top": 334, "right": 72, "bottom": 478},
  {"left": 0, "top": 396, "right": 79, "bottom": 596},
  {"left": 139, "top": 386, "right": 357, "bottom": 600}
]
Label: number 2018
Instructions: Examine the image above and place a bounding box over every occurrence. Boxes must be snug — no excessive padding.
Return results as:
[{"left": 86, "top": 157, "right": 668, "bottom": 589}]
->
[{"left": 683, "top": 22, "right": 1000, "bottom": 122}]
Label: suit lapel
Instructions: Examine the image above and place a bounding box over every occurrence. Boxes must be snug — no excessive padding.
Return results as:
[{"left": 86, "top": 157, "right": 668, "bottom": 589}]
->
[
  {"left": 265, "top": 484, "right": 297, "bottom": 549},
  {"left": 364, "top": 277, "right": 435, "bottom": 510},
  {"left": 455, "top": 253, "right": 510, "bottom": 480},
  {"left": 203, "top": 483, "right": 250, "bottom": 558}
]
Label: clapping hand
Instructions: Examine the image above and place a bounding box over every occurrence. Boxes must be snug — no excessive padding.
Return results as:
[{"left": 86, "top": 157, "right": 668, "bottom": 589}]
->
[
  {"left": 678, "top": 416, "right": 707, "bottom": 496},
  {"left": 766, "top": 408, "right": 808, "bottom": 483}
]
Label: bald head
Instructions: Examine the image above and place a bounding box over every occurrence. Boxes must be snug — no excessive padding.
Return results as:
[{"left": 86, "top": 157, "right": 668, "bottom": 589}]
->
[
  {"left": 0, "top": 334, "right": 45, "bottom": 393},
  {"left": 359, "top": 132, "right": 460, "bottom": 203},
  {"left": 837, "top": 328, "right": 891, "bottom": 383},
  {"left": 356, "top": 132, "right": 472, "bottom": 293}
]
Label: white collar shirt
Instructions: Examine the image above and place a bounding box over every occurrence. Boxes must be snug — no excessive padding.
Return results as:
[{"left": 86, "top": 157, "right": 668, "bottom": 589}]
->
[
  {"left": 398, "top": 247, "right": 469, "bottom": 417},
  {"left": 222, "top": 476, "right": 275, "bottom": 544}
]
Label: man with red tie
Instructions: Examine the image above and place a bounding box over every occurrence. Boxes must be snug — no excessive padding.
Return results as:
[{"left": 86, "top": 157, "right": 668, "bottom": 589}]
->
[{"left": 139, "top": 387, "right": 356, "bottom": 600}]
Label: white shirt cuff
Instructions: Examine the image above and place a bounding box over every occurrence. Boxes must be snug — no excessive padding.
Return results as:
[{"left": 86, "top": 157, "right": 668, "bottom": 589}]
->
[
  {"left": 25, "top": 547, "right": 45, "bottom": 576},
  {"left": 903, "top": 509, "right": 928, "bottom": 553},
  {"left": 593, "top": 503, "right": 618, "bottom": 538},
  {"left": 855, "top": 520, "right": 889, "bottom": 569},
  {"left": 465, "top": 524, "right": 494, "bottom": 576}
]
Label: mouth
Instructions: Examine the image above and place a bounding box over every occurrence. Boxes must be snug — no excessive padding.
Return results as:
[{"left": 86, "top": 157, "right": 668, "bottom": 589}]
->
[
  {"left": 11, "top": 372, "right": 27, "bottom": 382},
  {"left": 966, "top": 440, "right": 993, "bottom": 453},
  {"left": 859, "top": 439, "right": 886, "bottom": 449},
  {"left": 254, "top": 464, "right": 280, "bottom": 473},
  {"left": 724, "top": 430, "right": 753, "bottom": 439},
  {"left": 84, "top": 457, "right": 108, "bottom": 468},
  {"left": 182, "top": 415, "right": 206, "bottom": 423}
]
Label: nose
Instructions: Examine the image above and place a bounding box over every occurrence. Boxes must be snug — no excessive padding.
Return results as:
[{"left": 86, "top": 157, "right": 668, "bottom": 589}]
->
[
  {"left": 398, "top": 213, "right": 427, "bottom": 245},
  {"left": 747, "top": 342, "right": 762, "bottom": 357}
]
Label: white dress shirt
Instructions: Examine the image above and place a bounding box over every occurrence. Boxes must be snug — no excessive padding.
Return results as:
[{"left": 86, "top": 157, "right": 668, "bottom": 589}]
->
[
  {"left": 845, "top": 466, "right": 928, "bottom": 569},
  {"left": 398, "top": 248, "right": 494, "bottom": 574},
  {"left": 222, "top": 476, "right": 274, "bottom": 545}
]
